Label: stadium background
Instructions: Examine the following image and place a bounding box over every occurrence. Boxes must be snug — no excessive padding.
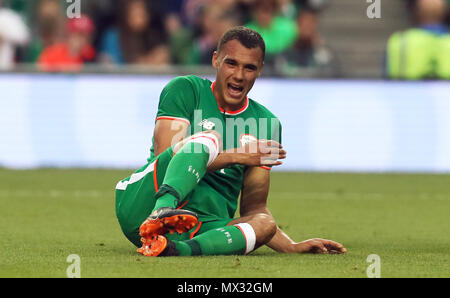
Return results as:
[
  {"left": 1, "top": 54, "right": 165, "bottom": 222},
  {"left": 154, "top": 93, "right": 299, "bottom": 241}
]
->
[
  {"left": 1, "top": 0, "right": 450, "bottom": 278},
  {"left": 1, "top": 0, "right": 450, "bottom": 172}
]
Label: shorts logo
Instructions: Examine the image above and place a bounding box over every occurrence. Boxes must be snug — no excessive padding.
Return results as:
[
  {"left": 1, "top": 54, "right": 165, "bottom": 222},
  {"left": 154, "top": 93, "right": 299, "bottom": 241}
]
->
[
  {"left": 198, "top": 119, "right": 215, "bottom": 130},
  {"left": 239, "top": 134, "right": 258, "bottom": 147}
]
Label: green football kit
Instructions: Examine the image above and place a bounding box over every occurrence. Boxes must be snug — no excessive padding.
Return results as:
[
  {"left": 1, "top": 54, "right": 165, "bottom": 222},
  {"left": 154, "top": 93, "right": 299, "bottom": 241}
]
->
[{"left": 115, "top": 75, "right": 281, "bottom": 254}]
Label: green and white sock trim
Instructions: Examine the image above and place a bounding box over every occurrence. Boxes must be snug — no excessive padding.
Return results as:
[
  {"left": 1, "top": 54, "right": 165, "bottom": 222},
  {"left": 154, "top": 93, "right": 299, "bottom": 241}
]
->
[
  {"left": 181, "top": 133, "right": 220, "bottom": 166},
  {"left": 234, "top": 223, "right": 257, "bottom": 255}
]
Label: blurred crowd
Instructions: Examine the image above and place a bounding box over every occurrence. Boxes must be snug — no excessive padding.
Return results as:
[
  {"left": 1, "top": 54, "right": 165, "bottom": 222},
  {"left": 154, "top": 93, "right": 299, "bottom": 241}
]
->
[
  {"left": 386, "top": 0, "right": 450, "bottom": 79},
  {"left": 0, "top": 0, "right": 448, "bottom": 79},
  {"left": 0, "top": 0, "right": 332, "bottom": 73}
]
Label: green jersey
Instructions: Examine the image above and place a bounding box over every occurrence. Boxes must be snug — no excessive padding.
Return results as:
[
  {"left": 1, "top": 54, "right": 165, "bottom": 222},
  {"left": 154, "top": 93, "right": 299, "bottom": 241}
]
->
[{"left": 152, "top": 75, "right": 282, "bottom": 221}]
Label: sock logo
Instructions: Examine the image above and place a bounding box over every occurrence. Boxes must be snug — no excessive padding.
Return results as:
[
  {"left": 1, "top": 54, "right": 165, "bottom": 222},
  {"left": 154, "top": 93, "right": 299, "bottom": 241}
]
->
[
  {"left": 217, "top": 228, "right": 233, "bottom": 244},
  {"left": 225, "top": 231, "right": 233, "bottom": 244},
  {"left": 188, "top": 165, "right": 201, "bottom": 182}
]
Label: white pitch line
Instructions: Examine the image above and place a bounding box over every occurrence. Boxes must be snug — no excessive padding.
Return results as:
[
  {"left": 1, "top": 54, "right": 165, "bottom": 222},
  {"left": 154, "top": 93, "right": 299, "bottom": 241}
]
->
[
  {"left": 0, "top": 190, "right": 110, "bottom": 198},
  {"left": 272, "top": 192, "right": 450, "bottom": 200}
]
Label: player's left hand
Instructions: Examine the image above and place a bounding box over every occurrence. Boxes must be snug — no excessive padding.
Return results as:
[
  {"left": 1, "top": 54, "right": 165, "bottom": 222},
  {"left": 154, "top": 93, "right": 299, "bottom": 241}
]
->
[{"left": 292, "top": 238, "right": 347, "bottom": 254}]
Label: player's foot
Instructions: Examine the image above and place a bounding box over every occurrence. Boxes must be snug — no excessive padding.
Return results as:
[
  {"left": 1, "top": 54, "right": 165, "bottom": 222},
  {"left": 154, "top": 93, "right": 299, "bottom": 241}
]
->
[
  {"left": 137, "top": 235, "right": 179, "bottom": 257},
  {"left": 139, "top": 207, "right": 198, "bottom": 239}
]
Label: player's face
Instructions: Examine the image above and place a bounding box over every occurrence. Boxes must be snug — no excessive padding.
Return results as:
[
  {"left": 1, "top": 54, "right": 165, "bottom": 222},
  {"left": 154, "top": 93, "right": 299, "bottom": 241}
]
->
[{"left": 212, "top": 39, "right": 264, "bottom": 110}]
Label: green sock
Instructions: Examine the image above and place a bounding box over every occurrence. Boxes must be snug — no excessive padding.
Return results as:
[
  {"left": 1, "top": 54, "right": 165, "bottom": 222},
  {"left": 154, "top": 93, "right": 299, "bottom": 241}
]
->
[
  {"left": 152, "top": 142, "right": 210, "bottom": 211},
  {"left": 173, "top": 225, "right": 249, "bottom": 256},
  {"left": 152, "top": 193, "right": 179, "bottom": 211}
]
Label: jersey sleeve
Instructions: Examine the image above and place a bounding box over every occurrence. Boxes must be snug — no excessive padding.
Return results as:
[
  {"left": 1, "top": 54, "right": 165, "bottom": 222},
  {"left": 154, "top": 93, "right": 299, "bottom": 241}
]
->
[
  {"left": 260, "top": 117, "right": 282, "bottom": 171},
  {"left": 270, "top": 117, "right": 282, "bottom": 145},
  {"left": 156, "top": 76, "right": 197, "bottom": 125}
]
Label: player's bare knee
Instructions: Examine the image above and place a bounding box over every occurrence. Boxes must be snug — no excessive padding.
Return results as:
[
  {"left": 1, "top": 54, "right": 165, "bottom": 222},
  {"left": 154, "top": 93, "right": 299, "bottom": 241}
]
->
[{"left": 249, "top": 213, "right": 276, "bottom": 245}]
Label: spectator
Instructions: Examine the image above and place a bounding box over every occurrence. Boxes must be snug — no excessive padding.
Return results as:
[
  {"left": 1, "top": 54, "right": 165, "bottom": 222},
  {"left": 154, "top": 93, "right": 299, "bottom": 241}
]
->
[
  {"left": 187, "top": 2, "right": 239, "bottom": 64},
  {"left": 99, "top": 0, "right": 170, "bottom": 66},
  {"left": 386, "top": 0, "right": 450, "bottom": 79},
  {"left": 149, "top": 0, "right": 192, "bottom": 65},
  {"left": 245, "top": 0, "right": 298, "bottom": 65},
  {"left": 165, "top": 11, "right": 195, "bottom": 65},
  {"left": 0, "top": 4, "right": 29, "bottom": 70},
  {"left": 182, "top": 0, "right": 206, "bottom": 29},
  {"left": 82, "top": 0, "right": 118, "bottom": 57},
  {"left": 278, "top": 0, "right": 298, "bottom": 19},
  {"left": 1, "top": 0, "right": 31, "bottom": 20},
  {"left": 233, "top": 0, "right": 258, "bottom": 24},
  {"left": 37, "top": 14, "right": 96, "bottom": 72},
  {"left": 26, "top": 0, "right": 64, "bottom": 63},
  {"left": 446, "top": 0, "right": 450, "bottom": 26},
  {"left": 278, "top": 0, "right": 335, "bottom": 72}
]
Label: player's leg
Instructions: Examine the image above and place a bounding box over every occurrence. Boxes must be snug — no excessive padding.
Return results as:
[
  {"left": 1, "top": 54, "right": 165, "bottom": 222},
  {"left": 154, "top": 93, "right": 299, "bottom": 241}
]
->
[
  {"left": 116, "top": 130, "right": 221, "bottom": 250},
  {"left": 140, "top": 213, "right": 277, "bottom": 257},
  {"left": 115, "top": 145, "right": 205, "bottom": 249},
  {"left": 138, "top": 131, "right": 222, "bottom": 252},
  {"left": 226, "top": 213, "right": 278, "bottom": 251},
  {"left": 151, "top": 130, "right": 221, "bottom": 211},
  {"left": 115, "top": 151, "right": 173, "bottom": 247}
]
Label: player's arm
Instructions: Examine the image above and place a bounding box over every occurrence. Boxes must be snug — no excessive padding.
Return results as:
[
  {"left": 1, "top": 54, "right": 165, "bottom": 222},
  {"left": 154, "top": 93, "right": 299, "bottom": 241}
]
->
[
  {"left": 240, "top": 167, "right": 347, "bottom": 254},
  {"left": 153, "top": 76, "right": 197, "bottom": 156},
  {"left": 239, "top": 167, "right": 298, "bottom": 252},
  {"left": 210, "top": 116, "right": 286, "bottom": 172},
  {"left": 153, "top": 119, "right": 189, "bottom": 156},
  {"left": 207, "top": 139, "right": 286, "bottom": 172}
]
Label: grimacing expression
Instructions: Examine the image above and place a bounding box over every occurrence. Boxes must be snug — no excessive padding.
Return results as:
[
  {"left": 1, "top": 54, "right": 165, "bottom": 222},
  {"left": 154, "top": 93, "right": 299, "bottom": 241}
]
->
[{"left": 212, "top": 39, "right": 264, "bottom": 110}]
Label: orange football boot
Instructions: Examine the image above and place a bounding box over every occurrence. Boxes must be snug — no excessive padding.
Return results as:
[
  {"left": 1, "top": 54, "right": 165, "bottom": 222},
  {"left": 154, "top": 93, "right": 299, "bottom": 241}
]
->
[
  {"left": 137, "top": 235, "right": 179, "bottom": 257},
  {"left": 139, "top": 207, "right": 198, "bottom": 239}
]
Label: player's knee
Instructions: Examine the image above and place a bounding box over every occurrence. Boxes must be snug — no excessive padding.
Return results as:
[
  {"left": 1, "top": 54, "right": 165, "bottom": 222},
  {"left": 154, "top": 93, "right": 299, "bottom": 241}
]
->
[
  {"left": 250, "top": 213, "right": 277, "bottom": 245},
  {"left": 173, "top": 130, "right": 222, "bottom": 164},
  {"left": 201, "top": 130, "right": 222, "bottom": 150},
  {"left": 188, "top": 130, "right": 222, "bottom": 165},
  {"left": 202, "top": 129, "right": 221, "bottom": 140}
]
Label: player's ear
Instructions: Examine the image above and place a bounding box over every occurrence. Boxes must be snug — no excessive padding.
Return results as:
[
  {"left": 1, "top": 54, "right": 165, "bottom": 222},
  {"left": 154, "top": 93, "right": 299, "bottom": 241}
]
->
[
  {"left": 257, "top": 61, "right": 264, "bottom": 77},
  {"left": 212, "top": 51, "right": 219, "bottom": 69}
]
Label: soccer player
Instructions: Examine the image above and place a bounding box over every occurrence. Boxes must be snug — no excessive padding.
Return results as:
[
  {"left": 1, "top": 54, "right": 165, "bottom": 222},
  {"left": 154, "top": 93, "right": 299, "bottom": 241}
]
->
[{"left": 115, "top": 26, "right": 347, "bottom": 257}]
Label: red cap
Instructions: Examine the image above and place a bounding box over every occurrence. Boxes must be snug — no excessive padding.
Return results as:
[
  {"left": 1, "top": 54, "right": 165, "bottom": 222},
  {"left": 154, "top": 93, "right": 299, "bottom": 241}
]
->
[{"left": 66, "top": 15, "right": 95, "bottom": 34}]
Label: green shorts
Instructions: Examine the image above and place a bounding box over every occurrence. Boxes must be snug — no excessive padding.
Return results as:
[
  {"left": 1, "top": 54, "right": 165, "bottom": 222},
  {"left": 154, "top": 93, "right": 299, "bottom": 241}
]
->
[{"left": 115, "top": 147, "right": 233, "bottom": 247}]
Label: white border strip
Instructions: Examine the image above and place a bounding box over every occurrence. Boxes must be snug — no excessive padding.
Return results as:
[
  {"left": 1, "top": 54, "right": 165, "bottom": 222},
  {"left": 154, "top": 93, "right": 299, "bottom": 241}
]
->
[
  {"left": 156, "top": 116, "right": 191, "bottom": 126},
  {"left": 115, "top": 160, "right": 156, "bottom": 190},
  {"left": 184, "top": 133, "right": 220, "bottom": 166},
  {"left": 235, "top": 223, "right": 256, "bottom": 255}
]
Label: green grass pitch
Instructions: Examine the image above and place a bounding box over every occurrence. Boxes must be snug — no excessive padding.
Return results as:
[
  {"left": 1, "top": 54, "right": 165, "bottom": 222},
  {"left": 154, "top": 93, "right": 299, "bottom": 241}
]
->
[{"left": 0, "top": 168, "right": 449, "bottom": 278}]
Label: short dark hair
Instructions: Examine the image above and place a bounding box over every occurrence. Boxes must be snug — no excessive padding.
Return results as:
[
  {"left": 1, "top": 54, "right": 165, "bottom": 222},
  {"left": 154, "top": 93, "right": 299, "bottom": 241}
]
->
[{"left": 217, "top": 26, "right": 266, "bottom": 61}]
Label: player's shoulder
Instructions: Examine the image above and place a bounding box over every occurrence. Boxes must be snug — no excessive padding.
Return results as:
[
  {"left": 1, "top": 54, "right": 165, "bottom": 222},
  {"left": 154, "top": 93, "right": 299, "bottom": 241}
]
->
[
  {"left": 248, "top": 97, "right": 280, "bottom": 123},
  {"left": 165, "top": 75, "right": 212, "bottom": 90}
]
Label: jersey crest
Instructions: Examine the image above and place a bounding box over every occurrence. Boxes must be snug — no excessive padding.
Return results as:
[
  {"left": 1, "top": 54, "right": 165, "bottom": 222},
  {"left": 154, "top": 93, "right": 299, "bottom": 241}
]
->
[{"left": 198, "top": 119, "right": 216, "bottom": 130}]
